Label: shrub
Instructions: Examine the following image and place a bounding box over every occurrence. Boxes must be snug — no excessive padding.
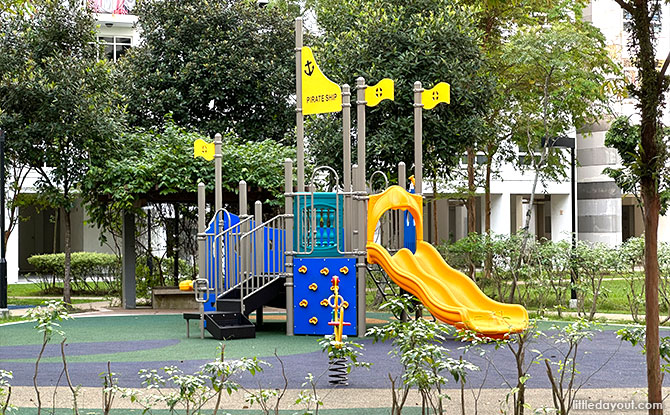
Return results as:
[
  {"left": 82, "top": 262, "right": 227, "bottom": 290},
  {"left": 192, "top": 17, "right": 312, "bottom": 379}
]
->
[{"left": 27, "top": 252, "right": 120, "bottom": 296}]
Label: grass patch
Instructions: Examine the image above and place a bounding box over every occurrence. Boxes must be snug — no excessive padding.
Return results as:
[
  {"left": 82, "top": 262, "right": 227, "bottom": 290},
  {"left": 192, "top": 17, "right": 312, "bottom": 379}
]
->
[
  {"left": 7, "top": 297, "right": 96, "bottom": 306},
  {"left": 7, "top": 282, "right": 52, "bottom": 297}
]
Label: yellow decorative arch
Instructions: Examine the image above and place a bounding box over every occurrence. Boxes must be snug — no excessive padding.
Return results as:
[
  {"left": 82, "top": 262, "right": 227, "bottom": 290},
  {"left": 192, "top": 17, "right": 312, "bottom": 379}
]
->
[{"left": 367, "top": 186, "right": 423, "bottom": 244}]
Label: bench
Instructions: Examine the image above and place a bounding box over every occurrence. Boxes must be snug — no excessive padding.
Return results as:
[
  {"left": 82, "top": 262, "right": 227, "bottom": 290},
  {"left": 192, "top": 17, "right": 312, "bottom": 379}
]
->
[{"left": 152, "top": 287, "right": 199, "bottom": 309}]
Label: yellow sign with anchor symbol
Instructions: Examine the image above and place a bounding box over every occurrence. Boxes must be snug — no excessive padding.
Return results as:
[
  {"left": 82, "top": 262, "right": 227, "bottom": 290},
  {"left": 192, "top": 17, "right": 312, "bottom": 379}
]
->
[
  {"left": 193, "top": 139, "right": 215, "bottom": 161},
  {"left": 365, "top": 78, "right": 394, "bottom": 107},
  {"left": 422, "top": 82, "right": 450, "bottom": 110},
  {"left": 301, "top": 47, "right": 342, "bottom": 115}
]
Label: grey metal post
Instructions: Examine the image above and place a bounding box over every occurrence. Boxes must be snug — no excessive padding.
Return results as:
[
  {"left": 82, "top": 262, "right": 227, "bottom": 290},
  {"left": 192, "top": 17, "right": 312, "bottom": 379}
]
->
[
  {"left": 284, "top": 159, "right": 294, "bottom": 335},
  {"left": 214, "top": 133, "right": 222, "bottom": 212},
  {"left": 239, "top": 180, "right": 248, "bottom": 217},
  {"left": 355, "top": 78, "right": 367, "bottom": 335},
  {"left": 356, "top": 77, "right": 366, "bottom": 193},
  {"left": 214, "top": 133, "right": 223, "bottom": 296},
  {"left": 254, "top": 201, "right": 264, "bottom": 326},
  {"left": 398, "top": 162, "right": 406, "bottom": 190},
  {"left": 239, "top": 180, "right": 248, "bottom": 313},
  {"left": 122, "top": 211, "right": 136, "bottom": 309},
  {"left": 295, "top": 18, "right": 305, "bottom": 192},
  {"left": 351, "top": 164, "right": 359, "bottom": 251},
  {"left": 413, "top": 81, "right": 423, "bottom": 195},
  {"left": 342, "top": 84, "right": 352, "bottom": 252},
  {"left": 197, "top": 183, "right": 206, "bottom": 339}
]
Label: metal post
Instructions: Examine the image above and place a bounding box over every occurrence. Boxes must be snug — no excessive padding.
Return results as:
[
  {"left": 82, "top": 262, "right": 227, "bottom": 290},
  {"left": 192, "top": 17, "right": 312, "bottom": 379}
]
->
[
  {"left": 0, "top": 130, "right": 6, "bottom": 318},
  {"left": 197, "top": 183, "right": 206, "bottom": 339},
  {"left": 342, "top": 84, "right": 352, "bottom": 252},
  {"left": 239, "top": 180, "right": 249, "bottom": 313},
  {"left": 254, "top": 201, "right": 264, "bottom": 326},
  {"left": 122, "top": 211, "right": 136, "bottom": 309},
  {"left": 214, "top": 133, "right": 223, "bottom": 296},
  {"left": 355, "top": 78, "right": 367, "bottom": 336},
  {"left": 356, "top": 77, "right": 366, "bottom": 193},
  {"left": 284, "top": 159, "right": 294, "bottom": 335},
  {"left": 570, "top": 146, "right": 578, "bottom": 305},
  {"left": 398, "top": 162, "right": 408, "bottom": 323},
  {"left": 295, "top": 18, "right": 305, "bottom": 192},
  {"left": 239, "top": 180, "right": 248, "bottom": 217},
  {"left": 351, "top": 164, "right": 359, "bottom": 252},
  {"left": 413, "top": 81, "right": 423, "bottom": 195}
]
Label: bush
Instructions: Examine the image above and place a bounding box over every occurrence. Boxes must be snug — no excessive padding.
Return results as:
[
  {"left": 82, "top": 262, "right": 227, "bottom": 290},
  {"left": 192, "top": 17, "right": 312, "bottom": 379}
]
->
[
  {"left": 135, "top": 255, "right": 195, "bottom": 300},
  {"left": 27, "top": 252, "right": 120, "bottom": 296}
]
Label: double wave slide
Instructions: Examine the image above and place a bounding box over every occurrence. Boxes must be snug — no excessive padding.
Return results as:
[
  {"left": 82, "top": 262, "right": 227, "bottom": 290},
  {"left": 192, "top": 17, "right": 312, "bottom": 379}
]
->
[{"left": 366, "top": 186, "right": 528, "bottom": 338}]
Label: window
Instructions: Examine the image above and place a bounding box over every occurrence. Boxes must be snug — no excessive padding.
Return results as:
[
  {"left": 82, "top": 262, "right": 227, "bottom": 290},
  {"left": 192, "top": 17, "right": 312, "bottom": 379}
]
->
[{"left": 98, "top": 36, "right": 131, "bottom": 62}]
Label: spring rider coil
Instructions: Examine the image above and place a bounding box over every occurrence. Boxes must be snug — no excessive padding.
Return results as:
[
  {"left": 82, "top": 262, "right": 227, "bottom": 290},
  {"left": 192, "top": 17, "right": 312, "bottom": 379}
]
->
[{"left": 326, "top": 275, "right": 351, "bottom": 386}]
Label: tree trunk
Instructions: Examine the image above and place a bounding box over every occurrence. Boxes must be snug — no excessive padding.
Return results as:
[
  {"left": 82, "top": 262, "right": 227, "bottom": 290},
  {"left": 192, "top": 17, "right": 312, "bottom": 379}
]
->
[
  {"left": 643, "top": 184, "right": 661, "bottom": 414},
  {"left": 484, "top": 145, "right": 493, "bottom": 280},
  {"left": 63, "top": 207, "right": 72, "bottom": 305},
  {"left": 466, "top": 147, "right": 476, "bottom": 235}
]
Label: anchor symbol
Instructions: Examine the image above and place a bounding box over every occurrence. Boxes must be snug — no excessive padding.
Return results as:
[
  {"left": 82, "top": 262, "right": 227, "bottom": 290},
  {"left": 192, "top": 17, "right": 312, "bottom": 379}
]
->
[
  {"left": 375, "top": 87, "right": 383, "bottom": 98},
  {"left": 432, "top": 91, "right": 439, "bottom": 101},
  {"left": 304, "top": 60, "right": 315, "bottom": 76}
]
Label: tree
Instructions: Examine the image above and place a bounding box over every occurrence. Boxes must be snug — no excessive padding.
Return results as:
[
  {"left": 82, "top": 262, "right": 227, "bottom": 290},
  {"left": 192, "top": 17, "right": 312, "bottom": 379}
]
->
[
  {"left": 606, "top": 0, "right": 670, "bottom": 409},
  {"left": 82, "top": 120, "right": 296, "bottom": 237},
  {"left": 119, "top": 0, "right": 298, "bottom": 143},
  {"left": 0, "top": 0, "right": 124, "bottom": 304},
  {"left": 307, "top": 0, "right": 493, "bottom": 188}
]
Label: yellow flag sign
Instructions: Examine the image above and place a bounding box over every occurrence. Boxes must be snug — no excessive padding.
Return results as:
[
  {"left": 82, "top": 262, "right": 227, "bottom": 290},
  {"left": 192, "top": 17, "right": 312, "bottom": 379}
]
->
[
  {"left": 193, "top": 138, "right": 215, "bottom": 161},
  {"left": 422, "top": 82, "right": 450, "bottom": 110},
  {"left": 365, "top": 78, "right": 394, "bottom": 107},
  {"left": 301, "top": 47, "right": 342, "bottom": 115}
]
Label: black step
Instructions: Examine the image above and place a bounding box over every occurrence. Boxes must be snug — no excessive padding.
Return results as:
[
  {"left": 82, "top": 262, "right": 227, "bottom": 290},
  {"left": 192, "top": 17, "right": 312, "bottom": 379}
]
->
[
  {"left": 216, "top": 276, "right": 285, "bottom": 315},
  {"left": 203, "top": 312, "right": 255, "bottom": 340}
]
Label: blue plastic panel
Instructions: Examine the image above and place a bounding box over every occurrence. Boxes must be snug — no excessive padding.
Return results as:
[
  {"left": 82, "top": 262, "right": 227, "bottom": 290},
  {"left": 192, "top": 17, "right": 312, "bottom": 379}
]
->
[
  {"left": 294, "top": 193, "right": 344, "bottom": 257},
  {"left": 293, "top": 257, "right": 356, "bottom": 336}
]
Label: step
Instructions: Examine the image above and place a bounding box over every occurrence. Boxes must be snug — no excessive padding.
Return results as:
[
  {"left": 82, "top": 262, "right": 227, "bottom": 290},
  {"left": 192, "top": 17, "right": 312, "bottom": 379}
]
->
[{"left": 204, "top": 312, "right": 255, "bottom": 340}]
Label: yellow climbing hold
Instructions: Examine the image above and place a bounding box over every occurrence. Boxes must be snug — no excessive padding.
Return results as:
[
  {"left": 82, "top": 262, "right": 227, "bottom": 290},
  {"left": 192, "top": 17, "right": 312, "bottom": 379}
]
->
[
  {"left": 299, "top": 299, "right": 308, "bottom": 307},
  {"left": 339, "top": 266, "right": 349, "bottom": 275},
  {"left": 309, "top": 283, "right": 318, "bottom": 291},
  {"left": 342, "top": 301, "right": 349, "bottom": 309},
  {"left": 298, "top": 265, "right": 308, "bottom": 274},
  {"left": 320, "top": 299, "right": 329, "bottom": 307},
  {"left": 309, "top": 317, "right": 318, "bottom": 325},
  {"left": 320, "top": 267, "right": 329, "bottom": 276}
]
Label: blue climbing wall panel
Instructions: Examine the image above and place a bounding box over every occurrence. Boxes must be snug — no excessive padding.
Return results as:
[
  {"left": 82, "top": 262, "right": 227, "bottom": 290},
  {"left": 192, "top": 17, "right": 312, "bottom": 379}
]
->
[{"left": 293, "top": 257, "right": 356, "bottom": 336}]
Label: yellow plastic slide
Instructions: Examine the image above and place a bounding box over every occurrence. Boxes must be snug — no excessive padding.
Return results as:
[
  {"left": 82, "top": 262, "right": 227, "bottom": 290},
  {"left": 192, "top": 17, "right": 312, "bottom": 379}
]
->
[{"left": 366, "top": 186, "right": 528, "bottom": 337}]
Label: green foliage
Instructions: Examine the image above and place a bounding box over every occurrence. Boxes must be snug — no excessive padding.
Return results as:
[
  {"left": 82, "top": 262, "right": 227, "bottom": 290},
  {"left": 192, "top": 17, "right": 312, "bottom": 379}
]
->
[
  {"left": 0, "top": 0, "right": 124, "bottom": 210},
  {"left": 119, "top": 0, "right": 298, "bottom": 143},
  {"left": 27, "top": 252, "right": 120, "bottom": 296},
  {"left": 25, "top": 300, "right": 71, "bottom": 341},
  {"left": 502, "top": 1, "right": 620, "bottom": 182},
  {"left": 135, "top": 255, "right": 194, "bottom": 299},
  {"left": 307, "top": 0, "right": 493, "bottom": 179},
  {"left": 618, "top": 326, "right": 670, "bottom": 374},
  {"left": 82, "top": 120, "right": 295, "bottom": 233},
  {"left": 0, "top": 369, "right": 14, "bottom": 415},
  {"left": 367, "top": 295, "right": 477, "bottom": 415},
  {"left": 604, "top": 117, "right": 670, "bottom": 213}
]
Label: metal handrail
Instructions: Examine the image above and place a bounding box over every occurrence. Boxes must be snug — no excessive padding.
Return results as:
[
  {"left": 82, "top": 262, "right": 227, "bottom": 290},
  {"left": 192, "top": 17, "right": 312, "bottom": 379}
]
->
[{"left": 237, "top": 214, "right": 289, "bottom": 314}]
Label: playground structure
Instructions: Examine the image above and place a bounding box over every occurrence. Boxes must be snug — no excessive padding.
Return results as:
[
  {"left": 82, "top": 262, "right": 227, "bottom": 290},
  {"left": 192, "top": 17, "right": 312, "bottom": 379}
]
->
[{"left": 183, "top": 17, "right": 528, "bottom": 340}]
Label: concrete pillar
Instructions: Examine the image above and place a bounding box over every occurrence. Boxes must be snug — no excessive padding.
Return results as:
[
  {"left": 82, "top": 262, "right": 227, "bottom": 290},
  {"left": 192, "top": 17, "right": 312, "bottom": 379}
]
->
[
  {"left": 551, "top": 194, "right": 571, "bottom": 242},
  {"left": 122, "top": 211, "right": 136, "bottom": 309},
  {"left": 437, "top": 199, "right": 449, "bottom": 243},
  {"left": 577, "top": 120, "right": 622, "bottom": 247},
  {"left": 514, "top": 196, "right": 524, "bottom": 232},
  {"left": 522, "top": 201, "right": 536, "bottom": 236},
  {"left": 455, "top": 205, "right": 467, "bottom": 240},
  {"left": 660, "top": 215, "right": 670, "bottom": 244},
  {"left": 491, "top": 193, "right": 511, "bottom": 236}
]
